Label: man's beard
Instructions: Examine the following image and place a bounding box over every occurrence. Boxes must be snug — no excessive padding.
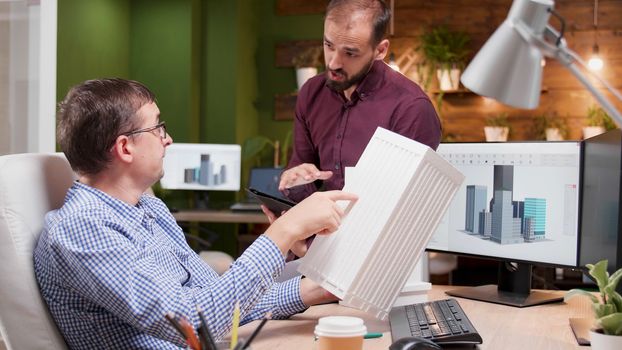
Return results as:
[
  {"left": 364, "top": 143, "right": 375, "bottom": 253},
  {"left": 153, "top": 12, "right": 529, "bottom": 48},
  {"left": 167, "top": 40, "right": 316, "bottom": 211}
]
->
[{"left": 326, "top": 59, "right": 374, "bottom": 92}]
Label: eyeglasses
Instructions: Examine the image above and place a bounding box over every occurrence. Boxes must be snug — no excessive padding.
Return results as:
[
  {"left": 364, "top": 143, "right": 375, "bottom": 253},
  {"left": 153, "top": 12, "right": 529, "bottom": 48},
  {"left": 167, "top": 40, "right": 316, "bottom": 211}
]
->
[{"left": 122, "top": 121, "right": 167, "bottom": 140}]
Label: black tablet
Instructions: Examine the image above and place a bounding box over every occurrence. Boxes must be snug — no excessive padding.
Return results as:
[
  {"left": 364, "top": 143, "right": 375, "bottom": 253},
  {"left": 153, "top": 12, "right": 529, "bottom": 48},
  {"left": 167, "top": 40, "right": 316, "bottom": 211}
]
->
[{"left": 246, "top": 188, "right": 296, "bottom": 216}]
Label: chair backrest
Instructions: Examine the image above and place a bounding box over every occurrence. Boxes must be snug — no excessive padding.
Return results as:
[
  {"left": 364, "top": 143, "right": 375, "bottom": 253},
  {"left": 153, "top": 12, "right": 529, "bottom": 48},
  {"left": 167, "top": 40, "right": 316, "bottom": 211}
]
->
[{"left": 0, "top": 153, "right": 74, "bottom": 350}]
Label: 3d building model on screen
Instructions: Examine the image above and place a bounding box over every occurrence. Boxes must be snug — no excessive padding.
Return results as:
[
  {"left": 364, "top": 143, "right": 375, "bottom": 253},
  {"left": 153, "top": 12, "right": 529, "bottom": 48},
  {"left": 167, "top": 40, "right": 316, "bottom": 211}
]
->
[
  {"left": 160, "top": 143, "right": 241, "bottom": 191},
  {"left": 183, "top": 154, "right": 228, "bottom": 186},
  {"left": 429, "top": 141, "right": 581, "bottom": 274},
  {"left": 464, "top": 165, "right": 554, "bottom": 244}
]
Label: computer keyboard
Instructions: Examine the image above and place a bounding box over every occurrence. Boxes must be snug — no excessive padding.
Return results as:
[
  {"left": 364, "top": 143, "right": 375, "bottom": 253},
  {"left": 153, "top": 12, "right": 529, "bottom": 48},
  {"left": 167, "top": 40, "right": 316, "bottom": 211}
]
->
[{"left": 389, "top": 298, "right": 483, "bottom": 345}]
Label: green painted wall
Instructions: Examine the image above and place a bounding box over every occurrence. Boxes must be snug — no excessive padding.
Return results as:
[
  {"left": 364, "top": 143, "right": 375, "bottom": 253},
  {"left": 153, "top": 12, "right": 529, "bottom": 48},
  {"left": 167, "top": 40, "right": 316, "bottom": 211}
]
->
[
  {"left": 56, "top": 0, "right": 130, "bottom": 101},
  {"left": 203, "top": 1, "right": 237, "bottom": 144},
  {"left": 130, "top": 0, "right": 193, "bottom": 143},
  {"left": 255, "top": 1, "right": 323, "bottom": 143},
  {"left": 57, "top": 0, "right": 324, "bottom": 164},
  {"left": 234, "top": 0, "right": 260, "bottom": 145}
]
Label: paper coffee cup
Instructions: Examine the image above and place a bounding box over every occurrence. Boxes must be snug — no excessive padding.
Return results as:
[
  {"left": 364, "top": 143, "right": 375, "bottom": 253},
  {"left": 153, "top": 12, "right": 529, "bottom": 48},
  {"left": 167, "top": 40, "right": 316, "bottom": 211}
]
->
[{"left": 314, "top": 316, "right": 366, "bottom": 350}]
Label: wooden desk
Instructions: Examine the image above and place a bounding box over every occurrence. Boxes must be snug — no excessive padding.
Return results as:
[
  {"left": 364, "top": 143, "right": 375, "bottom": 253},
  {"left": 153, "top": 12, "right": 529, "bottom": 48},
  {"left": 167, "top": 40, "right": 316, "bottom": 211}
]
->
[
  {"left": 172, "top": 210, "right": 268, "bottom": 224},
  {"left": 237, "top": 285, "right": 594, "bottom": 350}
]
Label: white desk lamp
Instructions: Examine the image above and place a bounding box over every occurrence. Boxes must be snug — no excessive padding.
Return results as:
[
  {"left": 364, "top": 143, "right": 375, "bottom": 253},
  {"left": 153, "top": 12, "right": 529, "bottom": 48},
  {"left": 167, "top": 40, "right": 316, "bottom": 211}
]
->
[{"left": 460, "top": 0, "right": 622, "bottom": 126}]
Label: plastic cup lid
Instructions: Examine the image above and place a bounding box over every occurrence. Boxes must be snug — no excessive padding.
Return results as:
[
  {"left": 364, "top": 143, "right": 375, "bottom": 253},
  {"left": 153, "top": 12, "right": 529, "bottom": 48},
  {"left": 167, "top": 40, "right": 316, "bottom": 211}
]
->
[{"left": 314, "top": 316, "right": 367, "bottom": 338}]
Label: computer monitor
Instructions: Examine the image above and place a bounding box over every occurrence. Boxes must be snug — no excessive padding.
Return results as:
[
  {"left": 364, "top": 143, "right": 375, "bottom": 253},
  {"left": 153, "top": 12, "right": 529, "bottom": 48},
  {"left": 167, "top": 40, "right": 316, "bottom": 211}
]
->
[
  {"left": 427, "top": 140, "right": 583, "bottom": 307},
  {"left": 160, "top": 143, "right": 241, "bottom": 191},
  {"left": 580, "top": 129, "right": 622, "bottom": 275}
]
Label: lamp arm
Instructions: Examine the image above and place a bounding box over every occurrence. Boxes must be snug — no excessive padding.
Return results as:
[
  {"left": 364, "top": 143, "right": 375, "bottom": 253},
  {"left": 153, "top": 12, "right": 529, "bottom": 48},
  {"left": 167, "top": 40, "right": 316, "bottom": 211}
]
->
[
  {"left": 564, "top": 62, "right": 622, "bottom": 128},
  {"left": 553, "top": 44, "right": 622, "bottom": 128},
  {"left": 517, "top": 23, "right": 622, "bottom": 128},
  {"left": 564, "top": 49, "right": 622, "bottom": 103}
]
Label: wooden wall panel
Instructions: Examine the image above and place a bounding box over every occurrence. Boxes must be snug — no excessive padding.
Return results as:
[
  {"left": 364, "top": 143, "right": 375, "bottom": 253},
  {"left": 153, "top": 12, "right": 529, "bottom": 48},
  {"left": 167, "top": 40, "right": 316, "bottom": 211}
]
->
[
  {"left": 275, "top": 0, "right": 622, "bottom": 141},
  {"left": 543, "top": 58, "right": 622, "bottom": 90},
  {"left": 275, "top": 40, "right": 322, "bottom": 68}
]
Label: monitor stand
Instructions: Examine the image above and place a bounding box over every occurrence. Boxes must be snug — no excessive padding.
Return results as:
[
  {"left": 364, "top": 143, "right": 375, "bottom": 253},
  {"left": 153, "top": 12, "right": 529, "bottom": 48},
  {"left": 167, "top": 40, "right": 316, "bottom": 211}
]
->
[
  {"left": 445, "top": 262, "right": 563, "bottom": 307},
  {"left": 193, "top": 191, "right": 211, "bottom": 209}
]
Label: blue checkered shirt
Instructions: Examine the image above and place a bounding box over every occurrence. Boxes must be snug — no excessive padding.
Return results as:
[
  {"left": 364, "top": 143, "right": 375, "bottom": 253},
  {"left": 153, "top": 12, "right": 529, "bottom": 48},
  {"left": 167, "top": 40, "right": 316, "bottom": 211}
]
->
[{"left": 34, "top": 181, "right": 306, "bottom": 349}]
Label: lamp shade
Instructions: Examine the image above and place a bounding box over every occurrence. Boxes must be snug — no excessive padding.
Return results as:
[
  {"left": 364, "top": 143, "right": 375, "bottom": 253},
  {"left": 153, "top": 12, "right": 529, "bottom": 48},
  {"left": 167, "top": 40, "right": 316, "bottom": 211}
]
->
[{"left": 461, "top": 0, "right": 554, "bottom": 109}]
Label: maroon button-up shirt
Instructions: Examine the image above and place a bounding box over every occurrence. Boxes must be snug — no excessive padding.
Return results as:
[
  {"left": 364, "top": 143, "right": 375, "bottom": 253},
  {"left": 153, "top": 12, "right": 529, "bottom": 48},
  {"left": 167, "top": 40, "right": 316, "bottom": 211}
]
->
[{"left": 285, "top": 60, "right": 442, "bottom": 202}]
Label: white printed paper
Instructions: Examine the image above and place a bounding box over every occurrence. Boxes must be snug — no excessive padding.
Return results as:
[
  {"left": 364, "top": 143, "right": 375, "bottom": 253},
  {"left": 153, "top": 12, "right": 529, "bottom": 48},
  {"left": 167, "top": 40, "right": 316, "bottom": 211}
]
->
[{"left": 298, "top": 127, "right": 464, "bottom": 319}]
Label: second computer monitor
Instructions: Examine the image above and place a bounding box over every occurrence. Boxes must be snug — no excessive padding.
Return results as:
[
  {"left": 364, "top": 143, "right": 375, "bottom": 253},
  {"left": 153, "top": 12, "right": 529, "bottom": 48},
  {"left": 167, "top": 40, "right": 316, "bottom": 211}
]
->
[
  {"left": 160, "top": 143, "right": 241, "bottom": 191},
  {"left": 580, "top": 129, "right": 622, "bottom": 273}
]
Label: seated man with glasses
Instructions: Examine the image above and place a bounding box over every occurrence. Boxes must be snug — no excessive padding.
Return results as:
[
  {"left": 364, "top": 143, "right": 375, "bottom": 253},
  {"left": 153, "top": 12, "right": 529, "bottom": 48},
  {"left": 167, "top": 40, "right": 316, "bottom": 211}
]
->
[{"left": 33, "top": 78, "right": 357, "bottom": 349}]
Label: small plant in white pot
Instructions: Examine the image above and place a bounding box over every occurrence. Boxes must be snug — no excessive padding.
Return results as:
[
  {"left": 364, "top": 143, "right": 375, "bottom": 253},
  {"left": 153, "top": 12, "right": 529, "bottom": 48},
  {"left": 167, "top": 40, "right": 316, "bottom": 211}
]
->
[
  {"left": 533, "top": 113, "right": 567, "bottom": 141},
  {"left": 484, "top": 113, "right": 510, "bottom": 142},
  {"left": 565, "top": 260, "right": 622, "bottom": 349},
  {"left": 420, "top": 26, "right": 470, "bottom": 91},
  {"left": 292, "top": 46, "right": 323, "bottom": 90},
  {"left": 584, "top": 105, "right": 617, "bottom": 139}
]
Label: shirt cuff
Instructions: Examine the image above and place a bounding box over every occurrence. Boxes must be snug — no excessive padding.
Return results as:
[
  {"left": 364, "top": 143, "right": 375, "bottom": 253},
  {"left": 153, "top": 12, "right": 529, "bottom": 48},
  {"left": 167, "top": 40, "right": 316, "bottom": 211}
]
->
[
  {"left": 238, "top": 235, "right": 285, "bottom": 285},
  {"left": 272, "top": 277, "right": 308, "bottom": 318}
]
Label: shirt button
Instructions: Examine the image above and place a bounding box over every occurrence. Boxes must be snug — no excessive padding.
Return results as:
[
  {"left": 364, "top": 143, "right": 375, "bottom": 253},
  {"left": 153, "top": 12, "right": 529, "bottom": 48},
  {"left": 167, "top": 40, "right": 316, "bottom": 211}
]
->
[
  {"left": 336, "top": 134, "right": 342, "bottom": 139},
  {"left": 335, "top": 163, "right": 340, "bottom": 170}
]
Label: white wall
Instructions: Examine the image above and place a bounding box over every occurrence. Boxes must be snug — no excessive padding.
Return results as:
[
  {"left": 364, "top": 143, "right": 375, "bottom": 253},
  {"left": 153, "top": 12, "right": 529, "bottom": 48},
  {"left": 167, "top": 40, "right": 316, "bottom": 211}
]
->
[
  {"left": 0, "top": 3, "right": 10, "bottom": 155},
  {"left": 0, "top": 0, "right": 56, "bottom": 155}
]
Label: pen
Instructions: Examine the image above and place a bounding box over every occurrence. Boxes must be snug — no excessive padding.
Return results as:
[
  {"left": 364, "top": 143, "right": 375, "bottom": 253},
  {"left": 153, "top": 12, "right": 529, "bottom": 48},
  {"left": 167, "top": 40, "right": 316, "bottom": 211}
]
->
[
  {"left": 240, "top": 311, "right": 272, "bottom": 349},
  {"left": 230, "top": 301, "right": 240, "bottom": 350},
  {"left": 165, "top": 312, "right": 200, "bottom": 350},
  {"left": 178, "top": 315, "right": 202, "bottom": 350},
  {"left": 165, "top": 312, "right": 186, "bottom": 338},
  {"left": 196, "top": 305, "right": 217, "bottom": 350},
  {"left": 364, "top": 332, "right": 383, "bottom": 339}
]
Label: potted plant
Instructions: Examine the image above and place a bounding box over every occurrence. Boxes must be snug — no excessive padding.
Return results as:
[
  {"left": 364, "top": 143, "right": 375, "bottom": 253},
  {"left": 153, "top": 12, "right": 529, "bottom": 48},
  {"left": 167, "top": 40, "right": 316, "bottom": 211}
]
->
[
  {"left": 484, "top": 113, "right": 510, "bottom": 142},
  {"left": 292, "top": 46, "right": 323, "bottom": 90},
  {"left": 420, "top": 26, "right": 471, "bottom": 91},
  {"left": 533, "top": 113, "right": 567, "bottom": 141},
  {"left": 564, "top": 260, "right": 622, "bottom": 349},
  {"left": 584, "top": 105, "right": 617, "bottom": 139}
]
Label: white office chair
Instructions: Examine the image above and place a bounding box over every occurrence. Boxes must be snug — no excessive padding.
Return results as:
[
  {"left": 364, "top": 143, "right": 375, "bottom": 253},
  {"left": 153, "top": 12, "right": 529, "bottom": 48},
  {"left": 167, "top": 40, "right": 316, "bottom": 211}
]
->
[
  {"left": 0, "top": 153, "right": 72, "bottom": 350},
  {"left": 0, "top": 152, "right": 233, "bottom": 350}
]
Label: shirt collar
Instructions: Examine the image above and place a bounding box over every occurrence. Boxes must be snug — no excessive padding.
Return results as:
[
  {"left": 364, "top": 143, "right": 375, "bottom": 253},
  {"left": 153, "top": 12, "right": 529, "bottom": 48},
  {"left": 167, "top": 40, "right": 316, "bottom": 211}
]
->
[
  {"left": 355, "top": 59, "right": 386, "bottom": 100},
  {"left": 327, "top": 59, "right": 387, "bottom": 102},
  {"left": 70, "top": 181, "right": 149, "bottom": 225}
]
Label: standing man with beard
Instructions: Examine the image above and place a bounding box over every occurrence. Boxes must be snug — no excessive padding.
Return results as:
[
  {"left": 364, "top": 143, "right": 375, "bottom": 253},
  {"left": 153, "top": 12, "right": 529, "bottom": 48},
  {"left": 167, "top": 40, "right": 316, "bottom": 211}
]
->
[{"left": 279, "top": 0, "right": 442, "bottom": 203}]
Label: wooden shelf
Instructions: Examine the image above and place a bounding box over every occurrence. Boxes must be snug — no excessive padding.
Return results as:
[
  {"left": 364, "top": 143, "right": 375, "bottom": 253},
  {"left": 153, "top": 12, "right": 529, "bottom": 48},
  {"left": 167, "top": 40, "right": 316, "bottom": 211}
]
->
[
  {"left": 429, "top": 86, "right": 549, "bottom": 95},
  {"left": 275, "top": 40, "right": 322, "bottom": 68}
]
